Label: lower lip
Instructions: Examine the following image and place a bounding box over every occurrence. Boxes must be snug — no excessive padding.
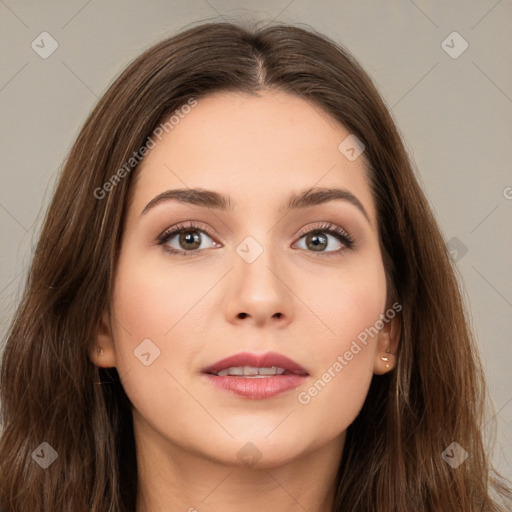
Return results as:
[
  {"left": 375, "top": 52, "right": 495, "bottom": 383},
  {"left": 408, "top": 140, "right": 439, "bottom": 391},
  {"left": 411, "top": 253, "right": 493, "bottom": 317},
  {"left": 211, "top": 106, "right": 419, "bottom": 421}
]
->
[{"left": 203, "top": 374, "right": 308, "bottom": 399}]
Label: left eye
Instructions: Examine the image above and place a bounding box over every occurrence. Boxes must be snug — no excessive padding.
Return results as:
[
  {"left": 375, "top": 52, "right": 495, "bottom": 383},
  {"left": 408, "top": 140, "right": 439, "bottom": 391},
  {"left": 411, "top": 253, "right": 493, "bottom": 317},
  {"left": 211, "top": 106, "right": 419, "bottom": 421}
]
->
[{"left": 294, "top": 230, "right": 345, "bottom": 253}]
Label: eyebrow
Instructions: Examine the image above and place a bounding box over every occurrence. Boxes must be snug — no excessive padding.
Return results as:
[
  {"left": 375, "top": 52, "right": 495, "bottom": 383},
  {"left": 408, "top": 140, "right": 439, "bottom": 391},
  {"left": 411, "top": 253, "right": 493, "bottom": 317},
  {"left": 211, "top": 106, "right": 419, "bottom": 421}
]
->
[{"left": 140, "top": 186, "right": 371, "bottom": 224}]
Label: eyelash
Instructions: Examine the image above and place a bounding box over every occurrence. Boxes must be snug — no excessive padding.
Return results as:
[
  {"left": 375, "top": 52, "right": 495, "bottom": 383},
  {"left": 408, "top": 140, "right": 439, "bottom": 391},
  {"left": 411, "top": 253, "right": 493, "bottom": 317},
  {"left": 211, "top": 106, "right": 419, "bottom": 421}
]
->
[{"left": 156, "top": 221, "right": 356, "bottom": 258}]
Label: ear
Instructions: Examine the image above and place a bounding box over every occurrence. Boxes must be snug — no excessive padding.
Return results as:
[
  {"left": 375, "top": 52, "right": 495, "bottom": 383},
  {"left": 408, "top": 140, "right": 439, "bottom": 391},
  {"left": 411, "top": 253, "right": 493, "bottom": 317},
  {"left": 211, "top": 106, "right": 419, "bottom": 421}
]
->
[
  {"left": 89, "top": 309, "right": 117, "bottom": 368},
  {"left": 373, "top": 313, "right": 401, "bottom": 375}
]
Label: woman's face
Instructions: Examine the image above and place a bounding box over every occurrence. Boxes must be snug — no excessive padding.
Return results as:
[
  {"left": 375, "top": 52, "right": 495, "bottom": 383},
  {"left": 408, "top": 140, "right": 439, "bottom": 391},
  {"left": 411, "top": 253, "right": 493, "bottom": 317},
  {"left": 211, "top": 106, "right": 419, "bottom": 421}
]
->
[{"left": 93, "top": 89, "right": 398, "bottom": 468}]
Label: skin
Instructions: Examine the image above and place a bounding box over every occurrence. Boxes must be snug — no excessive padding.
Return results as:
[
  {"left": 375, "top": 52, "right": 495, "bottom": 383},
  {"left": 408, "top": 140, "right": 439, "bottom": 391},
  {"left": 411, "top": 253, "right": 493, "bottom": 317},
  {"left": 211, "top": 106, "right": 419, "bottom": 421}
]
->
[{"left": 90, "top": 89, "right": 400, "bottom": 512}]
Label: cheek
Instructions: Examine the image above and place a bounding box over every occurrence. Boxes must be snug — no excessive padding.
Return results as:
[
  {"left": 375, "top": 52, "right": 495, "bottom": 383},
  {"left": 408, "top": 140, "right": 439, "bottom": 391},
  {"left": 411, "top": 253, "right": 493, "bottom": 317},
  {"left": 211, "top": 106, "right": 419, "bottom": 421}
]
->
[
  {"left": 294, "top": 254, "right": 386, "bottom": 435},
  {"left": 111, "top": 243, "right": 211, "bottom": 342},
  {"left": 108, "top": 245, "right": 218, "bottom": 415},
  {"left": 299, "top": 247, "right": 387, "bottom": 347}
]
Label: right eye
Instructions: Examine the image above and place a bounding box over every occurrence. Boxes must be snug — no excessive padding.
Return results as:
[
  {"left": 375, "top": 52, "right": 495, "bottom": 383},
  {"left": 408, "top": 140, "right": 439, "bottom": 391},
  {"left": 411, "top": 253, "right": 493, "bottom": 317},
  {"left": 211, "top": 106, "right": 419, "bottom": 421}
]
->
[{"left": 156, "top": 221, "right": 221, "bottom": 256}]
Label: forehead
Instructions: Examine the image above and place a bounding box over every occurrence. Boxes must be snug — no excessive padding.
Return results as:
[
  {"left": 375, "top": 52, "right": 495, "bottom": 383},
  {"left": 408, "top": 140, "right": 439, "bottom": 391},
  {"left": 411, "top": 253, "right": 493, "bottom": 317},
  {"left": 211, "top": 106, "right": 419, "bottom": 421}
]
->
[{"left": 129, "top": 89, "right": 376, "bottom": 223}]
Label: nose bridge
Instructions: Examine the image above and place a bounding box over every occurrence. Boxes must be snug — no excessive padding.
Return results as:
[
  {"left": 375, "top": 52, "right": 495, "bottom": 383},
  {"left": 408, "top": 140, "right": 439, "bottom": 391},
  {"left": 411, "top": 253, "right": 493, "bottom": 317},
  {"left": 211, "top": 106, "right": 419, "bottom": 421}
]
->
[
  {"left": 235, "top": 230, "right": 282, "bottom": 295},
  {"left": 223, "top": 225, "right": 293, "bottom": 326}
]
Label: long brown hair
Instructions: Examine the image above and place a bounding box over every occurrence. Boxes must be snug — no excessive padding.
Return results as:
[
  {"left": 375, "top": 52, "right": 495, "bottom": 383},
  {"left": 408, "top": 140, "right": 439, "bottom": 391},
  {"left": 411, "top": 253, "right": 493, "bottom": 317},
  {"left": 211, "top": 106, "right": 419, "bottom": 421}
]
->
[{"left": 1, "top": 19, "right": 511, "bottom": 511}]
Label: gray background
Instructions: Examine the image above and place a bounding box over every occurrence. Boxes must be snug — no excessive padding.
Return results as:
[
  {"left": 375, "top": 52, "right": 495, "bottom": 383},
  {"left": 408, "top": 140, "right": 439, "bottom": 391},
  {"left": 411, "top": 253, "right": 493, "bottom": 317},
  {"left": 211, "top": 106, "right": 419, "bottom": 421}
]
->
[{"left": 1, "top": 0, "right": 511, "bottom": 480}]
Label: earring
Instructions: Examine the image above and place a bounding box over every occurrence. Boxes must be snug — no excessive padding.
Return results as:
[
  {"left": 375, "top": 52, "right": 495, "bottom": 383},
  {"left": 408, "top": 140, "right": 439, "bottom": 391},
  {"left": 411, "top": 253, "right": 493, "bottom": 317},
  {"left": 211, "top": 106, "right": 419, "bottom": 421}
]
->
[{"left": 381, "top": 349, "right": 391, "bottom": 368}]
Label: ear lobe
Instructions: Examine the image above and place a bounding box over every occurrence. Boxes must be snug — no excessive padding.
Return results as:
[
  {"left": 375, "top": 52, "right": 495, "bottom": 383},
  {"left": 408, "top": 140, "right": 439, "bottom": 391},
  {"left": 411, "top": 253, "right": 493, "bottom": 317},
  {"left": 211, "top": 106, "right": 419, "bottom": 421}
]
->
[
  {"left": 373, "top": 314, "right": 401, "bottom": 375},
  {"left": 89, "top": 309, "right": 117, "bottom": 368}
]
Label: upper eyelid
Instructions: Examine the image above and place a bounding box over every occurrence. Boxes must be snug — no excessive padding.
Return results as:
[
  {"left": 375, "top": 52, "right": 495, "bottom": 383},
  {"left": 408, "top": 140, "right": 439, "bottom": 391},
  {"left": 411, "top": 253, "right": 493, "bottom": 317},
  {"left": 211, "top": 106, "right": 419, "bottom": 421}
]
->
[
  {"left": 295, "top": 223, "right": 350, "bottom": 239},
  {"left": 159, "top": 221, "right": 217, "bottom": 241}
]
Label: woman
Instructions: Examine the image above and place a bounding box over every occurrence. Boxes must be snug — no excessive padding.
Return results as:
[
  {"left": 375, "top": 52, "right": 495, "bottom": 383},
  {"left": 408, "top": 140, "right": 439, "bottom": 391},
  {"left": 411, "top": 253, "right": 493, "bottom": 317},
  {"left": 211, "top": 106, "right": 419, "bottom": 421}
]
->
[{"left": 1, "top": 19, "right": 510, "bottom": 511}]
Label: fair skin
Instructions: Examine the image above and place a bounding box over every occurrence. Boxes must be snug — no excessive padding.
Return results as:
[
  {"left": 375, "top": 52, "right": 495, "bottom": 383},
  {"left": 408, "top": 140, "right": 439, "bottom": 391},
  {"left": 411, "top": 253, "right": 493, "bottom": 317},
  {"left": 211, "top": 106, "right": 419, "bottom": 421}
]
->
[{"left": 90, "top": 89, "right": 399, "bottom": 512}]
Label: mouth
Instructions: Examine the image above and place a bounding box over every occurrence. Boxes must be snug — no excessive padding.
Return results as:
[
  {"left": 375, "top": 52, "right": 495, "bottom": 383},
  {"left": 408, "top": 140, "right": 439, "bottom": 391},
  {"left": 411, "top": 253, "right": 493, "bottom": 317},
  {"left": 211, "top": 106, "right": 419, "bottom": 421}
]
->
[
  {"left": 202, "top": 350, "right": 309, "bottom": 377},
  {"left": 211, "top": 366, "right": 296, "bottom": 377},
  {"left": 202, "top": 351, "right": 309, "bottom": 399}
]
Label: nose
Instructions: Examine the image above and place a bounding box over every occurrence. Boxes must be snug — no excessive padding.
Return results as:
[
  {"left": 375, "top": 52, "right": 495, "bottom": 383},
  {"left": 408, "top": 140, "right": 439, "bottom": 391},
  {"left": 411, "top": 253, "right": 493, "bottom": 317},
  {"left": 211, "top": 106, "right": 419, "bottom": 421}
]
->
[{"left": 223, "top": 246, "right": 294, "bottom": 329}]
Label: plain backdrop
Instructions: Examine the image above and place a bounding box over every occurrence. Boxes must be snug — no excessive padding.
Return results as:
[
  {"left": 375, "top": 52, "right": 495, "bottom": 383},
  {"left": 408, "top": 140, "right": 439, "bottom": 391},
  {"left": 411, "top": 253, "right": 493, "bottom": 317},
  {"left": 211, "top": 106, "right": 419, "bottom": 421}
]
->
[{"left": 1, "top": 0, "right": 511, "bottom": 481}]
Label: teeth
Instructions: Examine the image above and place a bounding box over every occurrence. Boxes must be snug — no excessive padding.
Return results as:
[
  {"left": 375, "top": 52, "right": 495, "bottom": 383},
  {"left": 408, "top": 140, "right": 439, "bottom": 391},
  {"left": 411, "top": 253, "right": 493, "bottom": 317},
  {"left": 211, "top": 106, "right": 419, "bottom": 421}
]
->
[{"left": 216, "top": 366, "right": 287, "bottom": 377}]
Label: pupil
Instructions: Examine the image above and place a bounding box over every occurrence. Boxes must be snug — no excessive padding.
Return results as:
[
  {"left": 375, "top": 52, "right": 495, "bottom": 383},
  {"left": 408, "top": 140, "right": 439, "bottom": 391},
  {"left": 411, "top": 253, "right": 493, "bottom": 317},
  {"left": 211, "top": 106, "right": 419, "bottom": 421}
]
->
[
  {"left": 181, "top": 231, "right": 200, "bottom": 249},
  {"left": 309, "top": 233, "right": 327, "bottom": 251}
]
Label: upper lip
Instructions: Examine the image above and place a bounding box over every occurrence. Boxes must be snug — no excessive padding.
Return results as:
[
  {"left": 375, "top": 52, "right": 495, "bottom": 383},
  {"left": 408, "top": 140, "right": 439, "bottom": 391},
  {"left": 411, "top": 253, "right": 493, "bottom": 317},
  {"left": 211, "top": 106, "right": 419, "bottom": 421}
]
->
[{"left": 202, "top": 351, "right": 309, "bottom": 376}]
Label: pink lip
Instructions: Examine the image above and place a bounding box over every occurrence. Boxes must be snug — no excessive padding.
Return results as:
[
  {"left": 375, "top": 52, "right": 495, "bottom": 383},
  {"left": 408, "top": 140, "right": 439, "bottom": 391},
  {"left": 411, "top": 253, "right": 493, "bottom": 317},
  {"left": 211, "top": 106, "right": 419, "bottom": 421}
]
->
[
  {"left": 201, "top": 351, "right": 309, "bottom": 400},
  {"left": 204, "top": 374, "right": 308, "bottom": 399}
]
